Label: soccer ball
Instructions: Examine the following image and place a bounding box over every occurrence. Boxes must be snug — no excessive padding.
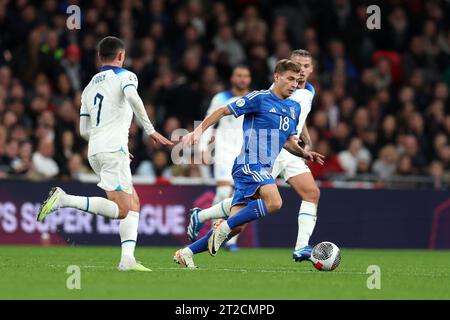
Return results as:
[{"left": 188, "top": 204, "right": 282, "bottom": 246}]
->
[{"left": 310, "top": 241, "right": 341, "bottom": 271}]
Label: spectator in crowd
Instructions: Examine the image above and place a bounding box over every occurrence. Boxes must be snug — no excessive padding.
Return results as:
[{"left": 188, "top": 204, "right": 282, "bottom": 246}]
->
[
  {"left": 30, "top": 138, "right": 59, "bottom": 180},
  {"left": 10, "top": 141, "right": 33, "bottom": 176},
  {"left": 309, "top": 139, "right": 344, "bottom": 179},
  {"left": 0, "top": 139, "right": 19, "bottom": 174},
  {"left": 338, "top": 137, "right": 372, "bottom": 177},
  {"left": 213, "top": 24, "right": 246, "bottom": 67},
  {"left": 60, "top": 44, "right": 82, "bottom": 91},
  {"left": 399, "top": 134, "right": 427, "bottom": 173},
  {"left": 372, "top": 144, "right": 399, "bottom": 179},
  {"left": 136, "top": 149, "right": 172, "bottom": 179},
  {"left": 429, "top": 160, "right": 445, "bottom": 189},
  {"left": 396, "top": 154, "right": 415, "bottom": 176},
  {"left": 66, "top": 153, "right": 89, "bottom": 180}
]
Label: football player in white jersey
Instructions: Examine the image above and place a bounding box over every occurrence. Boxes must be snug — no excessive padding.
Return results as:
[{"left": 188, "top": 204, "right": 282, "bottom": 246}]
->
[
  {"left": 186, "top": 50, "right": 321, "bottom": 262},
  {"left": 188, "top": 66, "right": 251, "bottom": 251},
  {"left": 36, "top": 36, "right": 172, "bottom": 271}
]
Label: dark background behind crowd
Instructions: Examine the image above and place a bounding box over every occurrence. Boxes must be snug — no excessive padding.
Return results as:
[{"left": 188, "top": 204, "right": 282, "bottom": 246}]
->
[{"left": 0, "top": 0, "right": 449, "bottom": 189}]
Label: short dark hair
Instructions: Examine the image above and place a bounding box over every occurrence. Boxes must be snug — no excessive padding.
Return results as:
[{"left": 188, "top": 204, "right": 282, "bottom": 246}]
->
[
  {"left": 290, "top": 49, "right": 312, "bottom": 59},
  {"left": 98, "top": 36, "right": 125, "bottom": 62},
  {"left": 274, "top": 59, "right": 301, "bottom": 74},
  {"left": 232, "top": 64, "right": 250, "bottom": 73}
]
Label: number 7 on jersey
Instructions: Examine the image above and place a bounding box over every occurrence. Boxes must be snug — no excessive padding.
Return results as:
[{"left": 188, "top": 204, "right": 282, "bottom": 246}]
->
[{"left": 94, "top": 93, "right": 104, "bottom": 126}]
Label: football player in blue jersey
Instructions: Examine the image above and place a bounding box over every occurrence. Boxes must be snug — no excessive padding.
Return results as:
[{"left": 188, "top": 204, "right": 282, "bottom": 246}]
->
[
  {"left": 188, "top": 49, "right": 320, "bottom": 263},
  {"left": 174, "top": 59, "right": 324, "bottom": 268}
]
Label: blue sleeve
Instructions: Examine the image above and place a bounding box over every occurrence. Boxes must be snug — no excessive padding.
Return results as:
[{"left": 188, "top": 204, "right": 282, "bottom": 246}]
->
[{"left": 227, "top": 91, "right": 262, "bottom": 118}]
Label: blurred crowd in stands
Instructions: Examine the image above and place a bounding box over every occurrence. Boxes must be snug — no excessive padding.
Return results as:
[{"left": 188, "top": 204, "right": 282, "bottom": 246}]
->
[{"left": 0, "top": 0, "right": 449, "bottom": 188}]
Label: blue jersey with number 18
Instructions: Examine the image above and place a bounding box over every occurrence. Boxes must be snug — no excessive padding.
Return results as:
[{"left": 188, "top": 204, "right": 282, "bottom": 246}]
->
[{"left": 227, "top": 89, "right": 301, "bottom": 171}]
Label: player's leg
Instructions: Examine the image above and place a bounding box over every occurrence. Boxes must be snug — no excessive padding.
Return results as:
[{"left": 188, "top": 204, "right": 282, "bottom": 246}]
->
[
  {"left": 210, "top": 151, "right": 235, "bottom": 233},
  {"left": 212, "top": 152, "right": 235, "bottom": 208},
  {"left": 196, "top": 197, "right": 233, "bottom": 224},
  {"left": 209, "top": 182, "right": 282, "bottom": 256},
  {"left": 287, "top": 171, "right": 320, "bottom": 261},
  {"left": 37, "top": 187, "right": 122, "bottom": 221},
  {"left": 187, "top": 197, "right": 232, "bottom": 242},
  {"left": 104, "top": 153, "right": 150, "bottom": 271},
  {"left": 36, "top": 153, "right": 131, "bottom": 222},
  {"left": 118, "top": 186, "right": 139, "bottom": 261},
  {"left": 117, "top": 186, "right": 151, "bottom": 271},
  {"left": 213, "top": 182, "right": 240, "bottom": 251},
  {"left": 175, "top": 204, "right": 247, "bottom": 268},
  {"left": 187, "top": 155, "right": 235, "bottom": 242}
]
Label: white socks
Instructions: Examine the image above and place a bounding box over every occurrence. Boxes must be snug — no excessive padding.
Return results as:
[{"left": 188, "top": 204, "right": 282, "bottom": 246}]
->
[
  {"left": 119, "top": 211, "right": 139, "bottom": 259},
  {"left": 212, "top": 186, "right": 239, "bottom": 246},
  {"left": 60, "top": 194, "right": 139, "bottom": 261},
  {"left": 226, "top": 233, "right": 239, "bottom": 245},
  {"left": 198, "top": 197, "right": 232, "bottom": 223},
  {"left": 182, "top": 247, "right": 194, "bottom": 256},
  {"left": 213, "top": 185, "right": 233, "bottom": 205},
  {"left": 295, "top": 201, "right": 317, "bottom": 250},
  {"left": 60, "top": 194, "right": 119, "bottom": 219}
]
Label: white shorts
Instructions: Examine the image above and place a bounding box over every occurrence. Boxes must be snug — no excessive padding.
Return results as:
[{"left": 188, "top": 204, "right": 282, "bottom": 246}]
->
[
  {"left": 271, "top": 149, "right": 311, "bottom": 182},
  {"left": 88, "top": 151, "right": 132, "bottom": 194}
]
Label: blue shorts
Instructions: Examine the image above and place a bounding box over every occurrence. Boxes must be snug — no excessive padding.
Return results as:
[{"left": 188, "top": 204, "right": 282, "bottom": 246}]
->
[{"left": 231, "top": 164, "right": 275, "bottom": 207}]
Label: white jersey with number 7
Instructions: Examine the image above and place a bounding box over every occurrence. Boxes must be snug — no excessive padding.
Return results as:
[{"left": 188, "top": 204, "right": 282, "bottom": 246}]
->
[{"left": 80, "top": 65, "right": 138, "bottom": 157}]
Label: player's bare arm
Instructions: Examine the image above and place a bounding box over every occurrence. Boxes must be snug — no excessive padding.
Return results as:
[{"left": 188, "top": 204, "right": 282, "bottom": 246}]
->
[
  {"left": 300, "top": 124, "right": 313, "bottom": 151},
  {"left": 284, "top": 135, "right": 325, "bottom": 165},
  {"left": 182, "top": 106, "right": 232, "bottom": 145}
]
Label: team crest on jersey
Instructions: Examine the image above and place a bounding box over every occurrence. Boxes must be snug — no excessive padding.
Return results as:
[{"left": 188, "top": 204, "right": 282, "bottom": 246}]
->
[
  {"left": 290, "top": 107, "right": 296, "bottom": 119},
  {"left": 236, "top": 98, "right": 245, "bottom": 107}
]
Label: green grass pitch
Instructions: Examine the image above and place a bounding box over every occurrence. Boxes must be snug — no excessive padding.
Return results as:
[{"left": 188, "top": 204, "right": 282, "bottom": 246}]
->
[{"left": 0, "top": 245, "right": 449, "bottom": 299}]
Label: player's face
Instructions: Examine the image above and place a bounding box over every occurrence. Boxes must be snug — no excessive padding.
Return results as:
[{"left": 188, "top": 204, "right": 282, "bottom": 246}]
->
[
  {"left": 231, "top": 68, "right": 251, "bottom": 91},
  {"left": 274, "top": 70, "right": 301, "bottom": 98},
  {"left": 291, "top": 56, "right": 313, "bottom": 84}
]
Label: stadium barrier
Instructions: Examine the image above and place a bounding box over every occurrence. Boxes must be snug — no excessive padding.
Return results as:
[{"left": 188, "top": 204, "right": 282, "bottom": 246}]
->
[{"left": 0, "top": 180, "right": 449, "bottom": 249}]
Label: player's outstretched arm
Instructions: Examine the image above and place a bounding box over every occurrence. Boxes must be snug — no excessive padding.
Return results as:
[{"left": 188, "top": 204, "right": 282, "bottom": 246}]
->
[
  {"left": 198, "top": 95, "right": 222, "bottom": 152},
  {"left": 300, "top": 124, "right": 313, "bottom": 151},
  {"left": 182, "top": 106, "right": 231, "bottom": 145},
  {"left": 123, "top": 85, "right": 172, "bottom": 146},
  {"left": 284, "top": 135, "right": 325, "bottom": 165}
]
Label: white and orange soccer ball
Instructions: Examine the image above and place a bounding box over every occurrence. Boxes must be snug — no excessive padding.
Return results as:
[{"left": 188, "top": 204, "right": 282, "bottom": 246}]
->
[{"left": 310, "top": 241, "right": 341, "bottom": 271}]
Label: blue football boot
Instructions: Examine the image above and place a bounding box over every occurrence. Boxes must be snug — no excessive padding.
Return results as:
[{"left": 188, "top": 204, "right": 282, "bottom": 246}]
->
[
  {"left": 187, "top": 208, "right": 204, "bottom": 242},
  {"left": 292, "top": 245, "right": 312, "bottom": 262}
]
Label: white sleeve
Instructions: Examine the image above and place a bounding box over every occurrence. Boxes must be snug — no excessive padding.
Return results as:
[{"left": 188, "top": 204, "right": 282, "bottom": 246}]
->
[
  {"left": 79, "top": 94, "right": 91, "bottom": 141},
  {"left": 120, "top": 71, "right": 139, "bottom": 92},
  {"left": 123, "top": 84, "right": 156, "bottom": 136},
  {"left": 198, "top": 94, "right": 223, "bottom": 152}
]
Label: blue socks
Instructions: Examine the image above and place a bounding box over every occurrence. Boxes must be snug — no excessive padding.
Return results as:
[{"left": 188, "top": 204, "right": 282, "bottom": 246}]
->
[
  {"left": 187, "top": 199, "right": 268, "bottom": 255},
  {"left": 188, "top": 229, "right": 213, "bottom": 254},
  {"left": 227, "top": 199, "right": 268, "bottom": 229}
]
